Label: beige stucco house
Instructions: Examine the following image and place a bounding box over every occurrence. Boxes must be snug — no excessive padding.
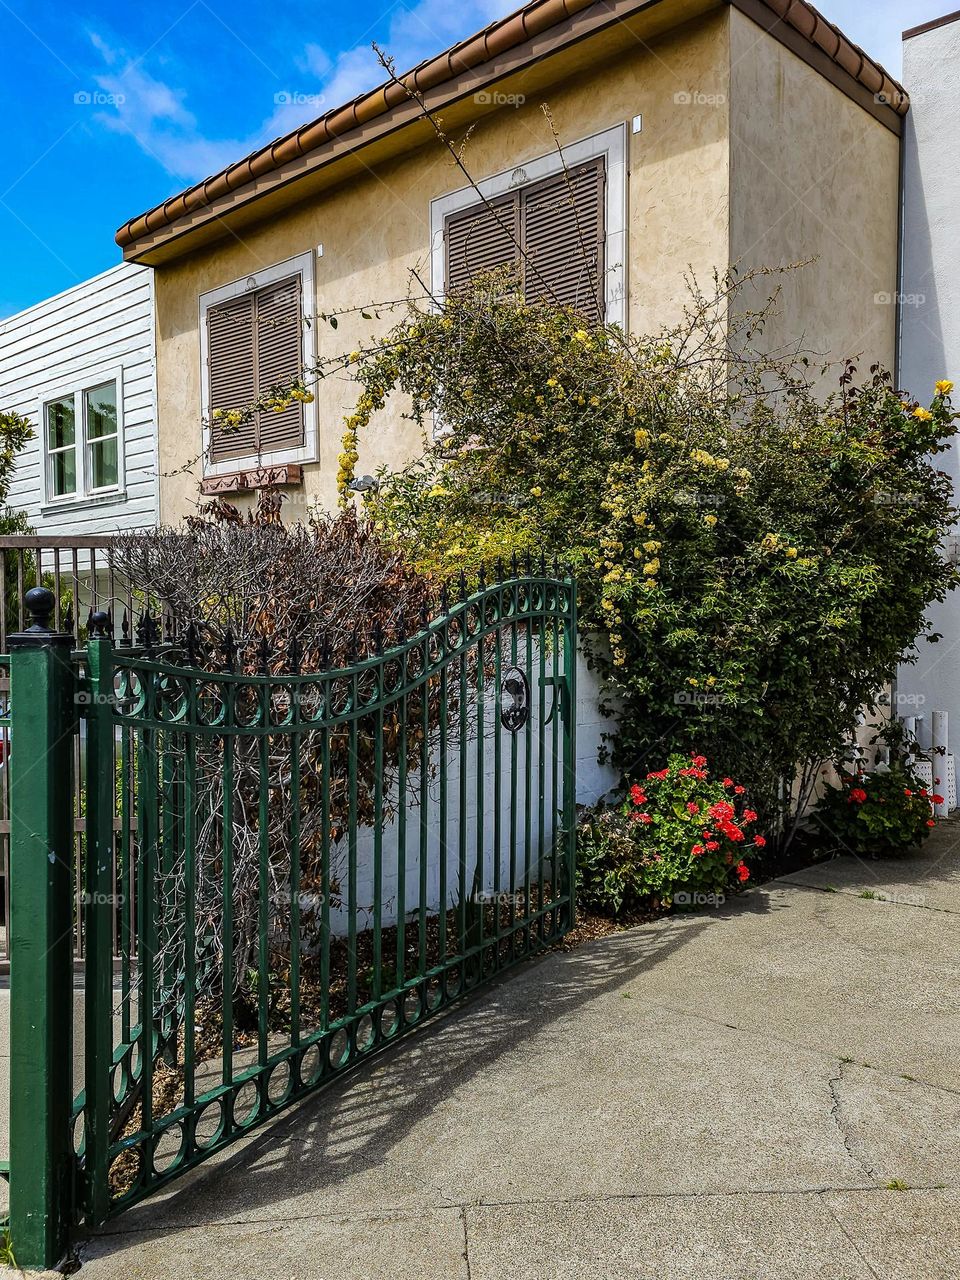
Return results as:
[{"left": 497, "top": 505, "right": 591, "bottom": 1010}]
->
[{"left": 116, "top": 0, "right": 907, "bottom": 520}]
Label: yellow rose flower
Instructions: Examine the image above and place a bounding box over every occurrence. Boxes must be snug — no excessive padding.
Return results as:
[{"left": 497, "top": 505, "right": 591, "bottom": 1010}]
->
[
  {"left": 785, "top": 547, "right": 798, "bottom": 559},
  {"left": 936, "top": 380, "right": 954, "bottom": 396},
  {"left": 530, "top": 486, "right": 543, "bottom": 498},
  {"left": 704, "top": 514, "right": 717, "bottom": 527},
  {"left": 913, "top": 406, "right": 933, "bottom": 421}
]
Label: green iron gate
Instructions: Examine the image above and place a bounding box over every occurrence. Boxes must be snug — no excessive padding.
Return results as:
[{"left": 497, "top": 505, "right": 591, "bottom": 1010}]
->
[{"left": 5, "top": 567, "right": 577, "bottom": 1268}]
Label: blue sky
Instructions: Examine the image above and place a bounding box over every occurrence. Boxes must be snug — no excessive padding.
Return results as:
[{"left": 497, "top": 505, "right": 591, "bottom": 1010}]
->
[{"left": 0, "top": 0, "right": 946, "bottom": 317}]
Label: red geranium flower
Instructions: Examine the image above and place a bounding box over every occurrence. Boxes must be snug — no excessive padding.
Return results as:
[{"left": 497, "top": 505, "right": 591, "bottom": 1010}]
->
[
  {"left": 753, "top": 835, "right": 766, "bottom": 848},
  {"left": 722, "top": 778, "right": 734, "bottom": 788},
  {"left": 848, "top": 788, "right": 867, "bottom": 805},
  {"left": 709, "top": 801, "right": 735, "bottom": 822},
  {"left": 638, "top": 813, "right": 653, "bottom": 824},
  {"left": 630, "top": 784, "right": 647, "bottom": 806},
  {"left": 691, "top": 843, "right": 705, "bottom": 857},
  {"left": 706, "top": 840, "right": 719, "bottom": 851},
  {"left": 933, "top": 794, "right": 945, "bottom": 805},
  {"left": 927, "top": 818, "right": 936, "bottom": 827},
  {"left": 687, "top": 801, "right": 699, "bottom": 814},
  {"left": 920, "top": 789, "right": 928, "bottom": 798},
  {"left": 691, "top": 754, "right": 707, "bottom": 768},
  {"left": 904, "top": 789, "right": 912, "bottom": 797},
  {"left": 734, "top": 785, "right": 745, "bottom": 795},
  {"left": 742, "top": 809, "right": 758, "bottom": 824},
  {"left": 646, "top": 768, "right": 670, "bottom": 781},
  {"left": 736, "top": 863, "right": 750, "bottom": 883}
]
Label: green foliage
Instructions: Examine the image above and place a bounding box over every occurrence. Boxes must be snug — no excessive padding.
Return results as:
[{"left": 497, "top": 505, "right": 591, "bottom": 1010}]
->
[
  {"left": 0, "top": 409, "right": 32, "bottom": 505},
  {"left": 813, "top": 765, "right": 936, "bottom": 857},
  {"left": 0, "top": 1227, "right": 16, "bottom": 1268},
  {"left": 0, "top": 409, "right": 36, "bottom": 625},
  {"left": 343, "top": 275, "right": 958, "bottom": 841},
  {"left": 576, "top": 752, "right": 761, "bottom": 913}
]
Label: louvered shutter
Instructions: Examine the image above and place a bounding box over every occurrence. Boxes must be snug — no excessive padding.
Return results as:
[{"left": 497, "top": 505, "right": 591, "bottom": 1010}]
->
[
  {"left": 256, "top": 276, "right": 304, "bottom": 453},
  {"left": 444, "top": 194, "right": 520, "bottom": 293},
  {"left": 208, "top": 295, "right": 258, "bottom": 461},
  {"left": 521, "top": 158, "right": 605, "bottom": 321}
]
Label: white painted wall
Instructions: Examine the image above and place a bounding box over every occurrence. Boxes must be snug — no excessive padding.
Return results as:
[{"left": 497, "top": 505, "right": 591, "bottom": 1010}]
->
[
  {"left": 316, "top": 649, "right": 617, "bottom": 938},
  {"left": 896, "top": 15, "right": 960, "bottom": 756},
  {"left": 0, "top": 263, "right": 158, "bottom": 534}
]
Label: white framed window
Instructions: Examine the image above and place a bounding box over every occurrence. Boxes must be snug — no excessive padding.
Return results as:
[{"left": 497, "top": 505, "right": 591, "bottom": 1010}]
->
[
  {"left": 429, "top": 123, "right": 628, "bottom": 328},
  {"left": 199, "top": 251, "right": 318, "bottom": 478},
  {"left": 41, "top": 369, "right": 124, "bottom": 505}
]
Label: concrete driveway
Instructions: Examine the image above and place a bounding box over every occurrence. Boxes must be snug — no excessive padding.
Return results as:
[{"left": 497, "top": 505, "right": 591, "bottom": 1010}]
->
[{"left": 15, "top": 822, "right": 960, "bottom": 1278}]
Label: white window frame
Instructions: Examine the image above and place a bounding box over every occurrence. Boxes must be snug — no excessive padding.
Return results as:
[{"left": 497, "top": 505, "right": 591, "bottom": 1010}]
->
[
  {"left": 429, "top": 123, "right": 628, "bottom": 330},
  {"left": 199, "top": 251, "right": 318, "bottom": 478},
  {"left": 39, "top": 365, "right": 125, "bottom": 507},
  {"left": 83, "top": 378, "right": 122, "bottom": 497}
]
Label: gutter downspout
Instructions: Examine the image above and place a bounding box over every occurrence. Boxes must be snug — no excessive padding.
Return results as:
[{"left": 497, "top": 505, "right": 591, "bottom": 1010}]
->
[{"left": 889, "top": 91, "right": 908, "bottom": 735}]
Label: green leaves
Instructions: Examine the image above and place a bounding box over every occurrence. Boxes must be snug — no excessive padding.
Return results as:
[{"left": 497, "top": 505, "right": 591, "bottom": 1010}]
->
[
  {"left": 343, "top": 280, "right": 957, "bottom": 842},
  {"left": 813, "top": 765, "right": 935, "bottom": 857},
  {"left": 0, "top": 409, "right": 33, "bottom": 505}
]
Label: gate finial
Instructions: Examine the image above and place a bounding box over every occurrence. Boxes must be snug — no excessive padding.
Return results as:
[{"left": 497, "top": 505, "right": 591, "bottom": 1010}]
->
[
  {"left": 24, "top": 586, "right": 54, "bottom": 632},
  {"left": 89, "top": 611, "right": 110, "bottom": 639}
]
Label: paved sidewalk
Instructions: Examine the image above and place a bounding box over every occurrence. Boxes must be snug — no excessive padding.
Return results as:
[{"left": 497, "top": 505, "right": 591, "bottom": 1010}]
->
[{"left": 19, "top": 823, "right": 960, "bottom": 1278}]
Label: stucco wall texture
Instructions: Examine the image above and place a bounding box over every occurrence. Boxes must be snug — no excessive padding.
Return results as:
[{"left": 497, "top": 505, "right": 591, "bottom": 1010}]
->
[
  {"left": 152, "top": 5, "right": 899, "bottom": 521},
  {"left": 728, "top": 7, "right": 899, "bottom": 382},
  {"left": 155, "top": 12, "right": 733, "bottom": 520}
]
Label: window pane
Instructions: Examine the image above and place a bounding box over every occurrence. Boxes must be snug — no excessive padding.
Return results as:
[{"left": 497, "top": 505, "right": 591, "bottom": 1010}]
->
[
  {"left": 90, "top": 436, "right": 118, "bottom": 490},
  {"left": 84, "top": 381, "right": 117, "bottom": 441},
  {"left": 45, "top": 397, "right": 75, "bottom": 451},
  {"left": 52, "top": 447, "right": 77, "bottom": 497}
]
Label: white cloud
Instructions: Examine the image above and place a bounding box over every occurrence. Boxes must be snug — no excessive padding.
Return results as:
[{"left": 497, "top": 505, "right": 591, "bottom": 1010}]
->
[
  {"left": 87, "top": 0, "right": 553, "bottom": 184},
  {"left": 297, "top": 43, "right": 333, "bottom": 80},
  {"left": 92, "top": 53, "right": 248, "bottom": 181}
]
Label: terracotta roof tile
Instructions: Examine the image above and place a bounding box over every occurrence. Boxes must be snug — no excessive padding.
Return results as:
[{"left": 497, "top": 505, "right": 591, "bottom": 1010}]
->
[{"left": 116, "top": 0, "right": 908, "bottom": 251}]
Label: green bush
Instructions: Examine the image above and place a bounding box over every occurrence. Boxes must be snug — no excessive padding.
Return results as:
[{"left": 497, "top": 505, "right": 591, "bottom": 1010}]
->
[
  {"left": 333, "top": 275, "right": 958, "bottom": 845},
  {"left": 576, "top": 752, "right": 763, "bottom": 913},
  {"left": 813, "top": 766, "right": 937, "bottom": 857}
]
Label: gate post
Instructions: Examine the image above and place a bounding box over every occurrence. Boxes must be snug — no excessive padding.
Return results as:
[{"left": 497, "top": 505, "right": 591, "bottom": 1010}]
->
[
  {"left": 8, "top": 587, "right": 76, "bottom": 1269},
  {"left": 562, "top": 576, "right": 578, "bottom": 928}
]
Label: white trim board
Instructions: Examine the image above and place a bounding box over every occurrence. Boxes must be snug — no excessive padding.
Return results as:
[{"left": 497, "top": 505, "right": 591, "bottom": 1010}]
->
[
  {"left": 37, "top": 363, "right": 126, "bottom": 508},
  {"left": 198, "top": 250, "right": 318, "bottom": 478}
]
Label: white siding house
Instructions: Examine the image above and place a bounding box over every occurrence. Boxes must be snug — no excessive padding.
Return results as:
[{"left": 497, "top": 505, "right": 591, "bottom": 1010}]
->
[
  {"left": 896, "top": 11, "right": 960, "bottom": 778},
  {"left": 0, "top": 263, "right": 157, "bottom": 534}
]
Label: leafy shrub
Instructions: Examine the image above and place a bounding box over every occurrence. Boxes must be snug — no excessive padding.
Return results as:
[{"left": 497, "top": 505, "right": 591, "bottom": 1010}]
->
[
  {"left": 576, "top": 752, "right": 763, "bottom": 913},
  {"left": 813, "top": 766, "right": 938, "bottom": 856},
  {"left": 334, "top": 275, "right": 958, "bottom": 845}
]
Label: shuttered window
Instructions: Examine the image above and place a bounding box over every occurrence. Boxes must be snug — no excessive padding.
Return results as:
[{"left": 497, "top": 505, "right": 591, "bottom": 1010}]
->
[
  {"left": 445, "top": 194, "right": 520, "bottom": 295},
  {"left": 207, "top": 276, "right": 305, "bottom": 462},
  {"left": 443, "top": 157, "right": 605, "bottom": 322}
]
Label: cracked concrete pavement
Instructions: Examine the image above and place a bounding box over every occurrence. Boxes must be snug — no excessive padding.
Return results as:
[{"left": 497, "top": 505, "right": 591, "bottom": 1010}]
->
[{"left": 11, "top": 821, "right": 960, "bottom": 1278}]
